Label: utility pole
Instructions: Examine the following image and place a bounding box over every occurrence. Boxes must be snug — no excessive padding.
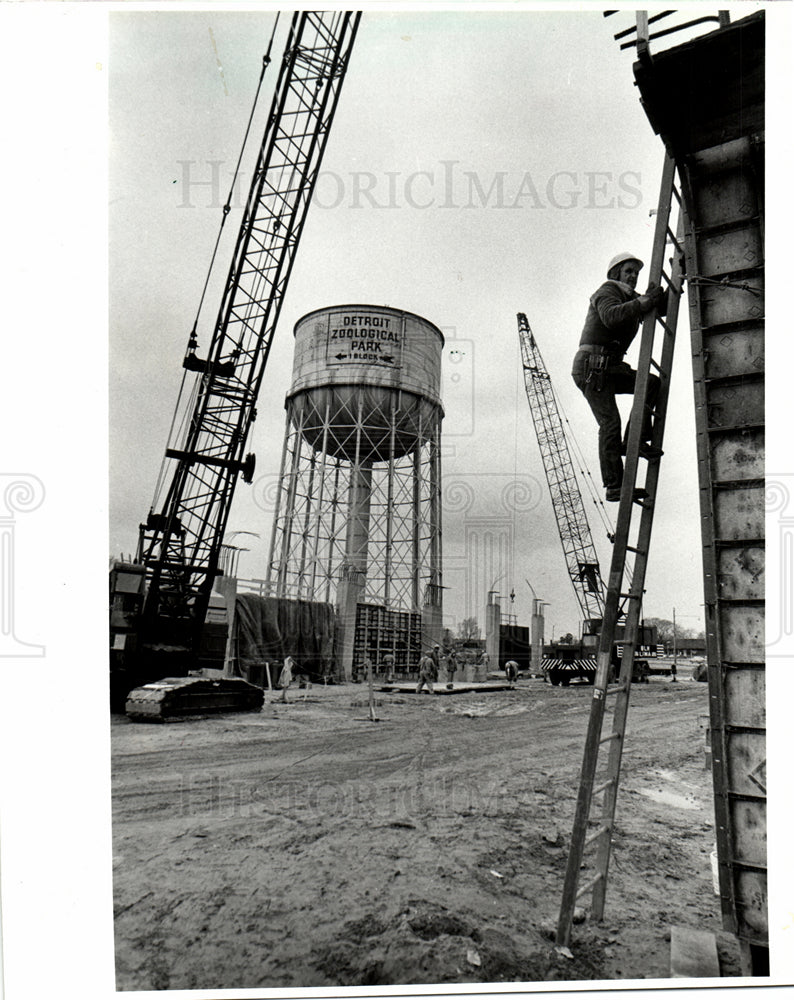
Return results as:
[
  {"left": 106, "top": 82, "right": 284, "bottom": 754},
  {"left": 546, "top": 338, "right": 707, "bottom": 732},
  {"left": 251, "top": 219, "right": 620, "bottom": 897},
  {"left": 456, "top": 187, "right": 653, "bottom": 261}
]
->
[{"left": 672, "top": 607, "right": 678, "bottom": 681}]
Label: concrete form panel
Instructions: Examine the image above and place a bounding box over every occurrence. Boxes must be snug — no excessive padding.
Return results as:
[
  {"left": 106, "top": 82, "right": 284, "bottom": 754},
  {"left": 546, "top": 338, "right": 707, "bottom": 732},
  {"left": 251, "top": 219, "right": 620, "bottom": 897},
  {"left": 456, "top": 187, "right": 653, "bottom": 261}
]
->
[
  {"left": 706, "top": 380, "right": 764, "bottom": 428},
  {"left": 632, "top": 14, "right": 765, "bottom": 155},
  {"left": 710, "top": 429, "right": 764, "bottom": 482},
  {"left": 642, "top": 11, "right": 767, "bottom": 970},
  {"left": 692, "top": 137, "right": 755, "bottom": 174},
  {"left": 717, "top": 545, "right": 764, "bottom": 600},
  {"left": 726, "top": 731, "right": 767, "bottom": 802},
  {"left": 698, "top": 227, "right": 763, "bottom": 277},
  {"left": 703, "top": 327, "right": 765, "bottom": 379},
  {"left": 720, "top": 605, "right": 765, "bottom": 663},
  {"left": 713, "top": 485, "right": 764, "bottom": 540},
  {"left": 729, "top": 799, "right": 766, "bottom": 865},
  {"left": 734, "top": 869, "right": 768, "bottom": 939},
  {"left": 694, "top": 168, "right": 758, "bottom": 230},
  {"left": 724, "top": 665, "right": 765, "bottom": 728},
  {"left": 699, "top": 285, "right": 764, "bottom": 328}
]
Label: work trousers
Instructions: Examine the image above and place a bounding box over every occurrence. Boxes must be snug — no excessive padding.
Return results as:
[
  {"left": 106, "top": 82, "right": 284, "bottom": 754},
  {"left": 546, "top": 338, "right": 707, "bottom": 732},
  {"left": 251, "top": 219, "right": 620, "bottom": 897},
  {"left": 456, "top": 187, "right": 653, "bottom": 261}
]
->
[{"left": 572, "top": 356, "right": 660, "bottom": 490}]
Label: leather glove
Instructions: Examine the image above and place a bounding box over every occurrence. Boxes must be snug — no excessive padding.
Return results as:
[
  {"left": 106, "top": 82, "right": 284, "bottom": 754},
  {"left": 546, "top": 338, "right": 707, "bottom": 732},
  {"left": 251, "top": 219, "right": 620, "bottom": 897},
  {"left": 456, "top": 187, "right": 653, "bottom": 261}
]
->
[{"left": 638, "top": 284, "right": 666, "bottom": 314}]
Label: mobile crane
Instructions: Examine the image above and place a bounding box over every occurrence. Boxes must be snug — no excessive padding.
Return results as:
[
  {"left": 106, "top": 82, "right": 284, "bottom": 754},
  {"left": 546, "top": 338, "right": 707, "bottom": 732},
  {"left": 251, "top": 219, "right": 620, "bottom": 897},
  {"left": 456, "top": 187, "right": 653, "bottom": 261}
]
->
[{"left": 110, "top": 12, "right": 361, "bottom": 710}]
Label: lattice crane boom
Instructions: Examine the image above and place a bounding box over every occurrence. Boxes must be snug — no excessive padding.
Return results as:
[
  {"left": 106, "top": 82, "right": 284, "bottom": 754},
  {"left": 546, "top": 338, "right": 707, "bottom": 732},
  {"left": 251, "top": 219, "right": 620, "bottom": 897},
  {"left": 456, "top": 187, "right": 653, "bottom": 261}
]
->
[
  {"left": 136, "top": 12, "right": 361, "bottom": 654},
  {"left": 517, "top": 312, "right": 604, "bottom": 623}
]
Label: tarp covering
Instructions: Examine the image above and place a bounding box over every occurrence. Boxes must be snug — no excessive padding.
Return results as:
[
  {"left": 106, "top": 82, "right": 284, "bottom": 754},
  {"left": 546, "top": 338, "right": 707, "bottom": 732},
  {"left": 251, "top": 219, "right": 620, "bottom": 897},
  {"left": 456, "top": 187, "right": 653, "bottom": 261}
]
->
[{"left": 232, "top": 593, "right": 336, "bottom": 685}]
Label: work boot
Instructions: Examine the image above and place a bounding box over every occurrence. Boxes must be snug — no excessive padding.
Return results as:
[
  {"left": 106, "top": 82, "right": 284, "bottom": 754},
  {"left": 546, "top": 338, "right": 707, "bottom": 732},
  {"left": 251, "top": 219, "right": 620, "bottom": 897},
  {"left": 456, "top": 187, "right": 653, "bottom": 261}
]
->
[
  {"left": 639, "top": 443, "right": 664, "bottom": 460},
  {"left": 605, "top": 486, "right": 650, "bottom": 503}
]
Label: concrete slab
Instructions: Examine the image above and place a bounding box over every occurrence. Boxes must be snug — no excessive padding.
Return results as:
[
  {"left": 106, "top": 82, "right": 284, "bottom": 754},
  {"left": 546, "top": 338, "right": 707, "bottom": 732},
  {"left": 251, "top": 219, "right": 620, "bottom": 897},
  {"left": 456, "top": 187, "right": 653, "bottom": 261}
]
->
[
  {"left": 379, "top": 682, "right": 515, "bottom": 695},
  {"left": 670, "top": 925, "right": 721, "bottom": 978}
]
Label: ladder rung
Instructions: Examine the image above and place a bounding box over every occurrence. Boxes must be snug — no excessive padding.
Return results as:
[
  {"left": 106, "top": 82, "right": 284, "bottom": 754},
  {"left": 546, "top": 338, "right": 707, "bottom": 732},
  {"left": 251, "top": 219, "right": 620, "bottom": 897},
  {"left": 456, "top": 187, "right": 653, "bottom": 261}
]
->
[
  {"left": 593, "top": 778, "right": 617, "bottom": 796},
  {"left": 585, "top": 824, "right": 611, "bottom": 848},
  {"left": 575, "top": 872, "right": 604, "bottom": 899},
  {"left": 649, "top": 357, "right": 662, "bottom": 372},
  {"left": 625, "top": 544, "right": 645, "bottom": 555},
  {"left": 604, "top": 683, "right": 627, "bottom": 696},
  {"left": 657, "top": 318, "right": 675, "bottom": 335},
  {"left": 599, "top": 731, "right": 621, "bottom": 746}
]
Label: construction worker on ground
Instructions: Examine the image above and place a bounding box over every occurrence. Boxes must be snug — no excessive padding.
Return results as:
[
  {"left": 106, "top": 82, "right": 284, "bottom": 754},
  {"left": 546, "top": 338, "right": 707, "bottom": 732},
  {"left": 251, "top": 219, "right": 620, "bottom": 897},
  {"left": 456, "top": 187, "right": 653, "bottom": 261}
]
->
[
  {"left": 416, "top": 650, "right": 436, "bottom": 694},
  {"left": 571, "top": 251, "right": 666, "bottom": 502},
  {"left": 361, "top": 656, "right": 373, "bottom": 685},
  {"left": 278, "top": 656, "right": 295, "bottom": 703},
  {"left": 382, "top": 651, "right": 395, "bottom": 683},
  {"left": 446, "top": 648, "right": 458, "bottom": 687},
  {"left": 505, "top": 659, "right": 519, "bottom": 685}
]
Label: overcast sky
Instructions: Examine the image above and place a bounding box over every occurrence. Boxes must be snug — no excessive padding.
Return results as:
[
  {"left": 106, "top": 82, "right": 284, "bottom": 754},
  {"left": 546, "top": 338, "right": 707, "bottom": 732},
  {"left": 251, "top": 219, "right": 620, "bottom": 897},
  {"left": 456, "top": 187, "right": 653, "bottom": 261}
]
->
[
  {"left": 110, "top": 8, "right": 757, "bottom": 637},
  {"left": 1, "top": 5, "right": 792, "bottom": 997}
]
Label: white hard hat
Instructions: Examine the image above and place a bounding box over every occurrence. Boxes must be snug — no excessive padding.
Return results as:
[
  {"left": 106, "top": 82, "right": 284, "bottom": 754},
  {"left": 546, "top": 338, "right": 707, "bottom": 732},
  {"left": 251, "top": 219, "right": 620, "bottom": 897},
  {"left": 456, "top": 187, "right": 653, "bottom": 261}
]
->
[{"left": 608, "top": 251, "right": 644, "bottom": 274}]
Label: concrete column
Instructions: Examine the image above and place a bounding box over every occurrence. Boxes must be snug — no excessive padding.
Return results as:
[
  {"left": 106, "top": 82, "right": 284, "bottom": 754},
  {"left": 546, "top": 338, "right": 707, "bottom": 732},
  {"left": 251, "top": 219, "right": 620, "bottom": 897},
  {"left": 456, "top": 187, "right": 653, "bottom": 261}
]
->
[
  {"left": 335, "top": 463, "right": 372, "bottom": 681},
  {"left": 421, "top": 585, "right": 443, "bottom": 651},
  {"left": 485, "top": 592, "right": 501, "bottom": 676},
  {"left": 214, "top": 575, "right": 239, "bottom": 677},
  {"left": 531, "top": 600, "right": 546, "bottom": 674}
]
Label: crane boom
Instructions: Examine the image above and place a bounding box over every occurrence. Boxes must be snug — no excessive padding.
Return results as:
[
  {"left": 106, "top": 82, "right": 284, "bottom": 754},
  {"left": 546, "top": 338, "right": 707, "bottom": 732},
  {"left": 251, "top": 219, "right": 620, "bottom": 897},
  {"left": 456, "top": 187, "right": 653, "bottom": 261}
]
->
[
  {"left": 136, "top": 12, "right": 361, "bottom": 658},
  {"left": 517, "top": 312, "right": 604, "bottom": 623}
]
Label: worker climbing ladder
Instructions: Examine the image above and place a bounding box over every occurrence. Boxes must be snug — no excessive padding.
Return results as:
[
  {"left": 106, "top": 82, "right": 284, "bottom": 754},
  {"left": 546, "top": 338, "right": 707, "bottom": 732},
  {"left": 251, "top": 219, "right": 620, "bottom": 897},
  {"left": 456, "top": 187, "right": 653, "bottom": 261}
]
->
[{"left": 556, "top": 153, "right": 686, "bottom": 947}]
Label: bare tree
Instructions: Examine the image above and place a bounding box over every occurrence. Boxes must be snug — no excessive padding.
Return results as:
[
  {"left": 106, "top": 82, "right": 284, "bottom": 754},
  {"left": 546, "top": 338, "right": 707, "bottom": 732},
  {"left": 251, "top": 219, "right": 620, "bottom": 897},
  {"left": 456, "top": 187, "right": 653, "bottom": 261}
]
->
[
  {"left": 645, "top": 617, "right": 702, "bottom": 650},
  {"left": 456, "top": 617, "right": 481, "bottom": 641}
]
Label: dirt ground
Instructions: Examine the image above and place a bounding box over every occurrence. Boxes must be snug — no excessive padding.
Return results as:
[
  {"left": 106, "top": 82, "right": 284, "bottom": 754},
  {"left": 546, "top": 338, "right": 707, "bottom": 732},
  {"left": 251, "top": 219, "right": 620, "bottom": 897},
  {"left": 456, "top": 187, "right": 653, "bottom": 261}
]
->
[{"left": 112, "top": 668, "right": 743, "bottom": 991}]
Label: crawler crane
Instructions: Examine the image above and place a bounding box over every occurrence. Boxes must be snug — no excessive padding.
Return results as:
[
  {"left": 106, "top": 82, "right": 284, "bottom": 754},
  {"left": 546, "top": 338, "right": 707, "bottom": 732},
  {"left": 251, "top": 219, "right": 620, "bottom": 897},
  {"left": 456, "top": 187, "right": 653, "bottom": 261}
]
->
[{"left": 110, "top": 12, "right": 361, "bottom": 710}]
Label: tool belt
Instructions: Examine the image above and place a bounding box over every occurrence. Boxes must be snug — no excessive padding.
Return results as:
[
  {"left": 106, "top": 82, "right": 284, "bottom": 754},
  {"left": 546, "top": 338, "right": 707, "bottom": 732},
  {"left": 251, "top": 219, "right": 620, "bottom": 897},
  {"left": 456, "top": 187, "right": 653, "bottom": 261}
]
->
[
  {"left": 579, "top": 343, "right": 617, "bottom": 355},
  {"left": 578, "top": 343, "right": 622, "bottom": 390}
]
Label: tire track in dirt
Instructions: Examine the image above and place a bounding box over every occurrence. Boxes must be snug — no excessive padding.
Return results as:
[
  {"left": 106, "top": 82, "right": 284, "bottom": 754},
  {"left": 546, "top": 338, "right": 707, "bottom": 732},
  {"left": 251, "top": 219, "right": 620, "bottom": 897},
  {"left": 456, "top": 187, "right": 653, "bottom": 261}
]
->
[{"left": 113, "top": 681, "right": 715, "bottom": 989}]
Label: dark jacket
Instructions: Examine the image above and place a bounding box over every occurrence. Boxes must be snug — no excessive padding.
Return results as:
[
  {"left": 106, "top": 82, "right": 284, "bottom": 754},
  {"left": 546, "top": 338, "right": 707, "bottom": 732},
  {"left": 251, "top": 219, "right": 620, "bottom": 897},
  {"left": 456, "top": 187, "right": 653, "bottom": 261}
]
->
[
  {"left": 577, "top": 280, "right": 643, "bottom": 356},
  {"left": 418, "top": 654, "right": 435, "bottom": 678}
]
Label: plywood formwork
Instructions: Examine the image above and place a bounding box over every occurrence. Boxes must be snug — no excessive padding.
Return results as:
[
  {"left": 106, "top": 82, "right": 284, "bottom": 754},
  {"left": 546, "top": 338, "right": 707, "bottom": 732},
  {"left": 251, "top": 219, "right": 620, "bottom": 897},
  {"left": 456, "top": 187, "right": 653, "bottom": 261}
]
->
[{"left": 632, "top": 11, "right": 767, "bottom": 974}]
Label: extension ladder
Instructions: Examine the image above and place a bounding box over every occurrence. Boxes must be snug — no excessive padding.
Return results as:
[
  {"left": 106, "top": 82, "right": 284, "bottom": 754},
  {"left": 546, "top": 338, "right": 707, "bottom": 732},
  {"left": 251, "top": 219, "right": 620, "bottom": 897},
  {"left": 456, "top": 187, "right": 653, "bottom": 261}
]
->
[{"left": 556, "top": 153, "right": 686, "bottom": 947}]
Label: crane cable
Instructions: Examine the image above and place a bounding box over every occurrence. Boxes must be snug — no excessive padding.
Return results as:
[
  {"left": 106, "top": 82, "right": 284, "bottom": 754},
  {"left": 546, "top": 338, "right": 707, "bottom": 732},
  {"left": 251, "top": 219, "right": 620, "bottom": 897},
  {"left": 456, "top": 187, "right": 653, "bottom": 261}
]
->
[
  {"left": 149, "top": 14, "right": 281, "bottom": 515},
  {"left": 151, "top": 377, "right": 201, "bottom": 511},
  {"left": 236, "top": 10, "right": 344, "bottom": 360},
  {"left": 512, "top": 335, "right": 522, "bottom": 593},
  {"left": 550, "top": 381, "right": 616, "bottom": 540},
  {"left": 546, "top": 378, "right": 636, "bottom": 593},
  {"left": 189, "top": 12, "right": 281, "bottom": 344}
]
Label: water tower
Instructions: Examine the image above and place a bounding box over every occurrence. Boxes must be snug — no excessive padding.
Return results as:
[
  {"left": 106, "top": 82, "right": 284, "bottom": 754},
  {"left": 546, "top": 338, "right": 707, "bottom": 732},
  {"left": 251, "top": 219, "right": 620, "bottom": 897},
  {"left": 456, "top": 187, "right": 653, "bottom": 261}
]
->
[{"left": 266, "top": 305, "right": 444, "bottom": 679}]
